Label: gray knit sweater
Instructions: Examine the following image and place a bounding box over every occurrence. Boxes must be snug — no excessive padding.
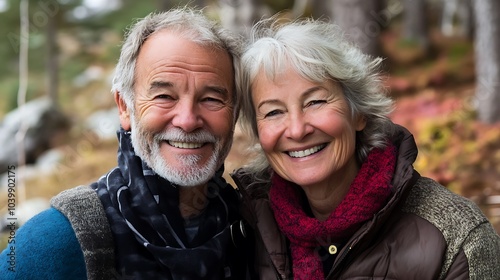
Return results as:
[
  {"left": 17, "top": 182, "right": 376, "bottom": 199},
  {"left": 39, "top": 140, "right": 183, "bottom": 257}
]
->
[
  {"left": 51, "top": 186, "right": 115, "bottom": 280},
  {"left": 402, "top": 177, "right": 500, "bottom": 279}
]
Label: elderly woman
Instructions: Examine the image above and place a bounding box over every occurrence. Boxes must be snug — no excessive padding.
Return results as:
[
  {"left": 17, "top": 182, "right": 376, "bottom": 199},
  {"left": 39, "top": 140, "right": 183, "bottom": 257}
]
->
[{"left": 231, "top": 18, "right": 500, "bottom": 280}]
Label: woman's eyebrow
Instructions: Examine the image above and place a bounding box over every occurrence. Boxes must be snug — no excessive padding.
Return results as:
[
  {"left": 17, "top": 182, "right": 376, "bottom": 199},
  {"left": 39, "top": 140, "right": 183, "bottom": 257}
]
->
[{"left": 257, "top": 86, "right": 324, "bottom": 109}]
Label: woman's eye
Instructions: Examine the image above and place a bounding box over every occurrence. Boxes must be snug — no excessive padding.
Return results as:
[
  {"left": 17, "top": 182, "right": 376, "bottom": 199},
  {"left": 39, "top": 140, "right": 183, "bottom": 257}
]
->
[
  {"left": 264, "top": 109, "right": 282, "bottom": 118},
  {"left": 306, "top": 100, "right": 326, "bottom": 107}
]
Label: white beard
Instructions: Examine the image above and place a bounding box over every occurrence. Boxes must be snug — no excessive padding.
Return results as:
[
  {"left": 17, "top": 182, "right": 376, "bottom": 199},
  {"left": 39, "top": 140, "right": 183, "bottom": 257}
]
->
[{"left": 129, "top": 114, "right": 232, "bottom": 187}]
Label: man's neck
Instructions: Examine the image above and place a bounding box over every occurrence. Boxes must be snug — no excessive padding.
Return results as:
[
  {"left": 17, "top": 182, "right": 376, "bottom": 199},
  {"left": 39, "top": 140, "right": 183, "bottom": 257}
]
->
[{"left": 178, "top": 184, "right": 208, "bottom": 219}]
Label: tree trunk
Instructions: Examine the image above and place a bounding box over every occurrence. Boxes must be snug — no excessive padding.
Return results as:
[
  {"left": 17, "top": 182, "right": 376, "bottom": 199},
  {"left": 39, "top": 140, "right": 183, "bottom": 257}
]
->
[
  {"left": 331, "top": 0, "right": 383, "bottom": 56},
  {"left": 17, "top": 0, "right": 30, "bottom": 208},
  {"left": 157, "top": 0, "right": 206, "bottom": 11},
  {"left": 402, "top": 0, "right": 429, "bottom": 50},
  {"left": 291, "top": 0, "right": 309, "bottom": 19},
  {"left": 157, "top": 0, "right": 175, "bottom": 11},
  {"left": 472, "top": 0, "right": 500, "bottom": 123},
  {"left": 188, "top": 0, "right": 206, "bottom": 8},
  {"left": 46, "top": 14, "right": 58, "bottom": 106},
  {"left": 441, "top": 0, "right": 473, "bottom": 38},
  {"left": 218, "top": 0, "right": 269, "bottom": 37},
  {"left": 311, "top": 0, "right": 332, "bottom": 19},
  {"left": 458, "top": 0, "right": 474, "bottom": 39}
]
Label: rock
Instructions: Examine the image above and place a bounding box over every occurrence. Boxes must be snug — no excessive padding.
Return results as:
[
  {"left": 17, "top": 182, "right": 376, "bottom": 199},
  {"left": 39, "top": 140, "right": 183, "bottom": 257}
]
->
[
  {"left": 85, "top": 107, "right": 120, "bottom": 140},
  {"left": 72, "top": 65, "right": 105, "bottom": 88},
  {"left": 0, "top": 97, "right": 70, "bottom": 173}
]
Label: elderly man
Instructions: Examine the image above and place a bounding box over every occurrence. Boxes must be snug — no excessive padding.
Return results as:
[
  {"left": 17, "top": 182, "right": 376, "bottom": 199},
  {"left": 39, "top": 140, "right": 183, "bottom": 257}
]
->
[{"left": 0, "top": 7, "right": 248, "bottom": 280}]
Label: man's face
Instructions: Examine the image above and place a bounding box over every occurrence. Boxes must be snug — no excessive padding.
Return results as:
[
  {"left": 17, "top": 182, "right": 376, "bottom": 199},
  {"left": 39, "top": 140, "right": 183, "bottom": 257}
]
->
[{"left": 117, "top": 30, "right": 235, "bottom": 187}]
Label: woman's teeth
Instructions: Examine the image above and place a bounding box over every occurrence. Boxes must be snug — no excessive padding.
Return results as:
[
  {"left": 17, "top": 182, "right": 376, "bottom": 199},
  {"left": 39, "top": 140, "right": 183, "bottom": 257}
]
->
[{"left": 288, "top": 144, "right": 326, "bottom": 158}]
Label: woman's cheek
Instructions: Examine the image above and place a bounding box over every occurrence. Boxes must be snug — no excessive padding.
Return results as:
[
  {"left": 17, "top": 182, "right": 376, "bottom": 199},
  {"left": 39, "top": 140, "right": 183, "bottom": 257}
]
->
[{"left": 257, "top": 124, "right": 278, "bottom": 152}]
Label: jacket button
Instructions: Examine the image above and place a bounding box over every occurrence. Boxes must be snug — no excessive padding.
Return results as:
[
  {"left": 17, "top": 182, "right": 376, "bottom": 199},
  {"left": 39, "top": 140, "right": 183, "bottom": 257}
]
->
[{"left": 328, "top": 245, "right": 337, "bottom": 255}]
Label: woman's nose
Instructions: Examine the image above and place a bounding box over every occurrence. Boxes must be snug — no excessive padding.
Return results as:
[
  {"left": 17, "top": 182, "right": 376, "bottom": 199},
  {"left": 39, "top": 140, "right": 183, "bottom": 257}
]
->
[{"left": 284, "top": 112, "right": 313, "bottom": 140}]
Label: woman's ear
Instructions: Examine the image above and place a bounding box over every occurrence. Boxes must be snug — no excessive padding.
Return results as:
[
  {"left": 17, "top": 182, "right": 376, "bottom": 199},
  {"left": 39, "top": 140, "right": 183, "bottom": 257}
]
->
[
  {"left": 114, "top": 91, "right": 131, "bottom": 131},
  {"left": 355, "top": 114, "right": 367, "bottom": 131}
]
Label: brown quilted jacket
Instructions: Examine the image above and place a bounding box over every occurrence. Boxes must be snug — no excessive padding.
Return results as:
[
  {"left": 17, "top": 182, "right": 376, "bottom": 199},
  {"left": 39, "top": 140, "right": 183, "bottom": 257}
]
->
[{"left": 231, "top": 126, "right": 500, "bottom": 280}]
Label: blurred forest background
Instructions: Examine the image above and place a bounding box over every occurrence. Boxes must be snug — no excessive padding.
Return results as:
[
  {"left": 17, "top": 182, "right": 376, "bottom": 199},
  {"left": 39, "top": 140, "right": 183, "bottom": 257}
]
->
[{"left": 0, "top": 0, "right": 499, "bottom": 244}]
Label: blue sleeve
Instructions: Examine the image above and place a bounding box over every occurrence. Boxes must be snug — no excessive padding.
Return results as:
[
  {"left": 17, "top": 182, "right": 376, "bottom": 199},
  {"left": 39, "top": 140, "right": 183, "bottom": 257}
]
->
[{"left": 0, "top": 207, "right": 87, "bottom": 280}]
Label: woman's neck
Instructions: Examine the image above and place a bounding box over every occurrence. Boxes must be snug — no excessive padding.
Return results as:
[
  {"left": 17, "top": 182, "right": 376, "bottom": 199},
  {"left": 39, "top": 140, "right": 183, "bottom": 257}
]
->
[{"left": 300, "top": 158, "right": 360, "bottom": 221}]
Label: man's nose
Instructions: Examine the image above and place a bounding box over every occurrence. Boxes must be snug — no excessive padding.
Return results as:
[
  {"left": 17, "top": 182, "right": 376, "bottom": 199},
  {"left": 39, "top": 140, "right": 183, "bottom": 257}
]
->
[{"left": 171, "top": 100, "right": 203, "bottom": 132}]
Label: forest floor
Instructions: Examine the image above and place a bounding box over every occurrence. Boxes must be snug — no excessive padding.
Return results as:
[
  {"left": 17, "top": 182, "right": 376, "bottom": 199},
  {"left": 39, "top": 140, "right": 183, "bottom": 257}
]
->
[{"left": 383, "top": 29, "right": 500, "bottom": 232}]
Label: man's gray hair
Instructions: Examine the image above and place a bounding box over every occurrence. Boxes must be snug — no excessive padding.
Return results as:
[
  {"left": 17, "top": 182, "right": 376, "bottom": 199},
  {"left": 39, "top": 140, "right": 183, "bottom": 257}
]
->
[{"left": 111, "top": 7, "right": 242, "bottom": 123}]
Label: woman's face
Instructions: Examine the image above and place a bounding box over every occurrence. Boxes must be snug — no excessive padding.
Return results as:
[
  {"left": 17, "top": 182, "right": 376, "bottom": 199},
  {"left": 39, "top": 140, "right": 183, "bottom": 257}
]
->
[{"left": 252, "top": 67, "right": 366, "bottom": 189}]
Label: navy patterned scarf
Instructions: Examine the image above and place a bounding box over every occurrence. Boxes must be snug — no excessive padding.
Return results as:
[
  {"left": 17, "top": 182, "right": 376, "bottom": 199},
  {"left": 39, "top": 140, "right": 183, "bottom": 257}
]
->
[{"left": 91, "top": 129, "right": 241, "bottom": 279}]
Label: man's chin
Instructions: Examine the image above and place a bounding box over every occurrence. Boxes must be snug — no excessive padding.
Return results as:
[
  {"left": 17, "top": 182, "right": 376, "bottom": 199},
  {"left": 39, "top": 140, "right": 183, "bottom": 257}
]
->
[
  {"left": 162, "top": 173, "right": 211, "bottom": 188},
  {"left": 145, "top": 144, "right": 223, "bottom": 187},
  {"left": 152, "top": 161, "right": 215, "bottom": 187}
]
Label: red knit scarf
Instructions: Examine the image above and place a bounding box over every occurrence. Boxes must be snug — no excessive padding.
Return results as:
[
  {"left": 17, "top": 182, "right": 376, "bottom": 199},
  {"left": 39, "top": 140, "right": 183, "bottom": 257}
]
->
[{"left": 269, "top": 145, "right": 396, "bottom": 280}]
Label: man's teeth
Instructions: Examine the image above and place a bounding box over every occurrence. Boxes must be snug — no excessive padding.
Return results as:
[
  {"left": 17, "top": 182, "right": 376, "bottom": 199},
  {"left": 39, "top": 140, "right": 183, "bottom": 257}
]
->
[
  {"left": 168, "top": 141, "right": 203, "bottom": 149},
  {"left": 288, "top": 145, "right": 325, "bottom": 158}
]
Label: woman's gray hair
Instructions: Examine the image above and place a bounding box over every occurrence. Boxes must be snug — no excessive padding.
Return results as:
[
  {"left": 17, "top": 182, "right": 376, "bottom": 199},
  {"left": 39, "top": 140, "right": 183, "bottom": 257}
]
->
[
  {"left": 239, "top": 17, "right": 395, "bottom": 175},
  {"left": 111, "top": 7, "right": 243, "bottom": 123}
]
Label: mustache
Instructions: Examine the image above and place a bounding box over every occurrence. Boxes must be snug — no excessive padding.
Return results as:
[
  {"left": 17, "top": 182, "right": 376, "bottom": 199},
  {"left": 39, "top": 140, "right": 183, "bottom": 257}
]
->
[{"left": 153, "top": 128, "right": 217, "bottom": 143}]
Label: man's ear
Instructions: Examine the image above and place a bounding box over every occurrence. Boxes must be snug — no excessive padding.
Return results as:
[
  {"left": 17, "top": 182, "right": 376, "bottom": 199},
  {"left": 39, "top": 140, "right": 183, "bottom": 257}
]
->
[{"left": 114, "top": 91, "right": 131, "bottom": 131}]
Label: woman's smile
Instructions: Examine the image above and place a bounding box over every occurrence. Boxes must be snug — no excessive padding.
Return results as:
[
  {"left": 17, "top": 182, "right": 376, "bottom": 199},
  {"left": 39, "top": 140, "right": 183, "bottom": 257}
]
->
[{"left": 286, "top": 143, "right": 327, "bottom": 158}]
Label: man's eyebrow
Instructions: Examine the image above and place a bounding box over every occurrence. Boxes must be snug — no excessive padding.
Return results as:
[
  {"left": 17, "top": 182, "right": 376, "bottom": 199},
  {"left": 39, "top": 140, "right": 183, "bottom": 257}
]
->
[
  {"left": 207, "top": 85, "right": 229, "bottom": 96},
  {"left": 149, "top": 81, "right": 173, "bottom": 91}
]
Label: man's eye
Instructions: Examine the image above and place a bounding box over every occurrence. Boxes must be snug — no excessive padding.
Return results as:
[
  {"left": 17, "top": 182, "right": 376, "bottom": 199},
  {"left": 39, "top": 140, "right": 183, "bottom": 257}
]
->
[
  {"left": 202, "top": 97, "right": 227, "bottom": 111},
  {"left": 156, "top": 94, "right": 174, "bottom": 100},
  {"left": 202, "top": 97, "right": 224, "bottom": 104}
]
